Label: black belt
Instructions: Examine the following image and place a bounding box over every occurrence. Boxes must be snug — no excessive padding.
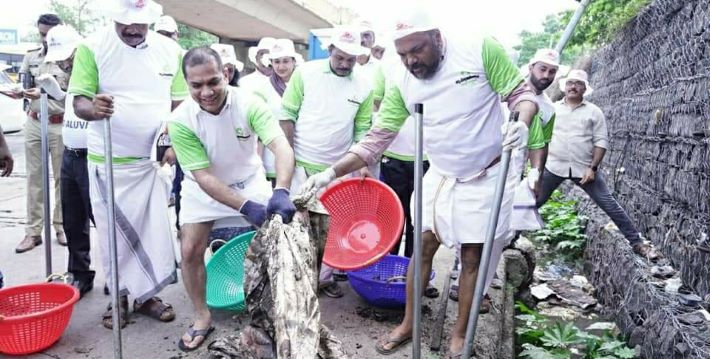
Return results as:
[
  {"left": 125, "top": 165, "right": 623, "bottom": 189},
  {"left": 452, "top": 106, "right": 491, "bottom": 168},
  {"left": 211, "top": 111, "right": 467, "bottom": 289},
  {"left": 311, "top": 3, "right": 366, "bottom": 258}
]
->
[{"left": 64, "top": 147, "right": 87, "bottom": 156}]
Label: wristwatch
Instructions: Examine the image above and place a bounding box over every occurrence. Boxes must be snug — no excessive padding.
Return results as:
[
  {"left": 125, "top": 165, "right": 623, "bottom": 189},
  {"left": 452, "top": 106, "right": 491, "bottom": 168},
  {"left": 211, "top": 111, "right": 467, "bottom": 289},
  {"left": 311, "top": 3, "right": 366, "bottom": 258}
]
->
[{"left": 590, "top": 165, "right": 598, "bottom": 172}]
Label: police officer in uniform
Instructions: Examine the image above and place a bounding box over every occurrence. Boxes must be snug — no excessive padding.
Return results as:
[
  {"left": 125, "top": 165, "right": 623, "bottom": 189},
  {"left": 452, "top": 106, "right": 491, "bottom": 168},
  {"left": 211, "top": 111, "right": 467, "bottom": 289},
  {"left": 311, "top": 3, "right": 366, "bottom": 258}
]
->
[{"left": 15, "top": 14, "right": 68, "bottom": 253}]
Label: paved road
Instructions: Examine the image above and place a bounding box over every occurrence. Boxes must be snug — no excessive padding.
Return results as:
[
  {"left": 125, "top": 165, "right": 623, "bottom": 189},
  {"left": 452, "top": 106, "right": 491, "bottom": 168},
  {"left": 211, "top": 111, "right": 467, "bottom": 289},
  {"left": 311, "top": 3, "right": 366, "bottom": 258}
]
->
[{"left": 0, "top": 129, "right": 502, "bottom": 358}]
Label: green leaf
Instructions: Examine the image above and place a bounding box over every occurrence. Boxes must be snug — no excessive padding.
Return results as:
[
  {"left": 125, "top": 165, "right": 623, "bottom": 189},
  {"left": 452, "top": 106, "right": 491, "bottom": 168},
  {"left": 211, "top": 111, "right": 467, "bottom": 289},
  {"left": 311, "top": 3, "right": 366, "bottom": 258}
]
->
[
  {"left": 614, "top": 346, "right": 636, "bottom": 358},
  {"left": 599, "top": 340, "right": 626, "bottom": 352},
  {"left": 540, "top": 322, "right": 584, "bottom": 348}
]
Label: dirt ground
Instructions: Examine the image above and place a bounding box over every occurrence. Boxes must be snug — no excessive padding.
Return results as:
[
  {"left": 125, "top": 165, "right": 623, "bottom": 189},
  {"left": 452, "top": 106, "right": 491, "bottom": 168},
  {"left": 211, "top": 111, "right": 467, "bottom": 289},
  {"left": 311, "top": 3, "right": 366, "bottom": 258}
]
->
[{"left": 0, "top": 131, "right": 503, "bottom": 358}]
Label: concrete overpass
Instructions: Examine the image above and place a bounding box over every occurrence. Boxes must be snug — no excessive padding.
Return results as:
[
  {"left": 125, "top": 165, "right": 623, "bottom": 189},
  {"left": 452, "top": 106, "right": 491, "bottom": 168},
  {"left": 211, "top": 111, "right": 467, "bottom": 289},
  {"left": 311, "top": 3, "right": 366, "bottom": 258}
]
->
[{"left": 155, "top": 0, "right": 356, "bottom": 44}]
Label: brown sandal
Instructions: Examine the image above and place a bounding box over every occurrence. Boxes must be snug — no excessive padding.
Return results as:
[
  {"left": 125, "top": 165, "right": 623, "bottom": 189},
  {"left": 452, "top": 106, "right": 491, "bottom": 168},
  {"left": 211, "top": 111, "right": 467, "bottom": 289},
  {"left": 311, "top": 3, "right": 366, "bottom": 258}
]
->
[
  {"left": 102, "top": 296, "right": 129, "bottom": 329},
  {"left": 134, "top": 296, "right": 175, "bottom": 322}
]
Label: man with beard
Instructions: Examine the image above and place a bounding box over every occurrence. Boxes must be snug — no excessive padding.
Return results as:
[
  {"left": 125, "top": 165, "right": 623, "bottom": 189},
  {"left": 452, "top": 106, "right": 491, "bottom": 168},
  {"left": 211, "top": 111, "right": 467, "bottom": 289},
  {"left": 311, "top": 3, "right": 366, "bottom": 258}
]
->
[
  {"left": 68, "top": 0, "right": 186, "bottom": 329},
  {"left": 34, "top": 25, "right": 97, "bottom": 297},
  {"left": 15, "top": 13, "right": 67, "bottom": 253},
  {"left": 298, "top": 10, "right": 539, "bottom": 356},
  {"left": 280, "top": 27, "right": 373, "bottom": 298},
  {"left": 537, "top": 69, "right": 661, "bottom": 261},
  {"left": 169, "top": 46, "right": 295, "bottom": 351}
]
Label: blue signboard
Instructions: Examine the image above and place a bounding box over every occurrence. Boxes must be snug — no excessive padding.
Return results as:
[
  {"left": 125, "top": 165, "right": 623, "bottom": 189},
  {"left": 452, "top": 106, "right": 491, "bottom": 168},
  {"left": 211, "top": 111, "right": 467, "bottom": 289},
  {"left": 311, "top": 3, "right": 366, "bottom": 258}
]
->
[
  {"left": 0, "top": 29, "right": 18, "bottom": 45},
  {"left": 308, "top": 33, "right": 328, "bottom": 60}
]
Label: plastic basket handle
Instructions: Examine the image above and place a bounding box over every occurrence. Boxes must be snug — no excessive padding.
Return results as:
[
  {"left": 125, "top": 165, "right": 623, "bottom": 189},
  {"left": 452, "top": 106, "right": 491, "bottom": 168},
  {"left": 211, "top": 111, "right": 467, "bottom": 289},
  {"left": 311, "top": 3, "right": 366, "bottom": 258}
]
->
[
  {"left": 207, "top": 239, "right": 227, "bottom": 256},
  {"left": 386, "top": 275, "right": 407, "bottom": 283},
  {"left": 46, "top": 273, "right": 71, "bottom": 284}
]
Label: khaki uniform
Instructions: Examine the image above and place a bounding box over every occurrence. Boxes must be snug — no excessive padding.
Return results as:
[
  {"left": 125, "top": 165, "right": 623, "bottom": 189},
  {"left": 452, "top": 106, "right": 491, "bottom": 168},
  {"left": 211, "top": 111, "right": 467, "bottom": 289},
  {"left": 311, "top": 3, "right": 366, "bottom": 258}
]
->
[{"left": 20, "top": 47, "right": 68, "bottom": 236}]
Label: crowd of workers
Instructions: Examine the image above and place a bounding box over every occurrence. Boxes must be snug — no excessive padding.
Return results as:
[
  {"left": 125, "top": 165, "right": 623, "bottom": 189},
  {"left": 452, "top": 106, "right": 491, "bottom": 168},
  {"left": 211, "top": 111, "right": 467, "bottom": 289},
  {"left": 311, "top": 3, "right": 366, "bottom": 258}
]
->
[{"left": 0, "top": 0, "right": 664, "bottom": 356}]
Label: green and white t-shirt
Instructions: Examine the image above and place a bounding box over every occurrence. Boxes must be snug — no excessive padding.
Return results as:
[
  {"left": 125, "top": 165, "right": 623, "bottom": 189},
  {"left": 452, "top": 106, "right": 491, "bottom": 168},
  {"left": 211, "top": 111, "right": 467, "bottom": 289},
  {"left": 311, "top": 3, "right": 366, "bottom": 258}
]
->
[
  {"left": 535, "top": 92, "right": 555, "bottom": 144},
  {"left": 68, "top": 27, "right": 187, "bottom": 164},
  {"left": 168, "top": 86, "right": 284, "bottom": 185},
  {"left": 281, "top": 59, "right": 373, "bottom": 172},
  {"left": 376, "top": 35, "right": 538, "bottom": 179}
]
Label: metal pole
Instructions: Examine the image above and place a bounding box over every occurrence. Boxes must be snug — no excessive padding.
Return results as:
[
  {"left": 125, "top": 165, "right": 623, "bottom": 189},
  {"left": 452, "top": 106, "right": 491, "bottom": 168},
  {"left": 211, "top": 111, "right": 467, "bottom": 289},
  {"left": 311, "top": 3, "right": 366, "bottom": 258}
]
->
[
  {"left": 103, "top": 118, "right": 123, "bottom": 358},
  {"left": 411, "top": 103, "right": 424, "bottom": 358},
  {"left": 39, "top": 91, "right": 52, "bottom": 277},
  {"left": 461, "top": 112, "right": 519, "bottom": 359},
  {"left": 555, "top": 0, "right": 592, "bottom": 55}
]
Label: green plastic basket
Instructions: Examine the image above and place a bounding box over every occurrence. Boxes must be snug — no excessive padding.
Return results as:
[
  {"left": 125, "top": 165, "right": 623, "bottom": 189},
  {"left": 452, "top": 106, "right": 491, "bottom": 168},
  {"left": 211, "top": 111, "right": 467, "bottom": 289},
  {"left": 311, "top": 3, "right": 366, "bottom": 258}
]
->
[{"left": 205, "top": 231, "right": 255, "bottom": 311}]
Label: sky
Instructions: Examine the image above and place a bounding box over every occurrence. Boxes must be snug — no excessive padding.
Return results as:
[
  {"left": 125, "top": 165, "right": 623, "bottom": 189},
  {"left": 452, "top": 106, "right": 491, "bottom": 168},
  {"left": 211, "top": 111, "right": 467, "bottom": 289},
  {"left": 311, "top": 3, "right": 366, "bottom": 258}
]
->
[{"left": 0, "top": 0, "right": 579, "bottom": 48}]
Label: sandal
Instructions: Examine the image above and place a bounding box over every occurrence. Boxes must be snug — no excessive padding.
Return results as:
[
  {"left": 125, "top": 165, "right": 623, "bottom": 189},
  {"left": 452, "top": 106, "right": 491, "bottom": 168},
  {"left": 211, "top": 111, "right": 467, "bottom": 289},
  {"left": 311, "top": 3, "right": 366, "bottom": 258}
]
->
[
  {"left": 375, "top": 334, "right": 412, "bottom": 355},
  {"left": 178, "top": 325, "right": 215, "bottom": 352},
  {"left": 448, "top": 287, "right": 492, "bottom": 313},
  {"left": 102, "top": 296, "right": 129, "bottom": 329},
  {"left": 632, "top": 242, "right": 662, "bottom": 261},
  {"left": 134, "top": 296, "right": 175, "bottom": 322},
  {"left": 320, "top": 282, "right": 344, "bottom": 298}
]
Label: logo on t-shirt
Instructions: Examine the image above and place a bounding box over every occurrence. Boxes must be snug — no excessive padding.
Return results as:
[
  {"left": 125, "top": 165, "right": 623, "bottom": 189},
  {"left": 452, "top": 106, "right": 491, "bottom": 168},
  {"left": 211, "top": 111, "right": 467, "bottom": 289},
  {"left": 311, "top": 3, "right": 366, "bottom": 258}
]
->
[
  {"left": 235, "top": 127, "right": 251, "bottom": 141},
  {"left": 455, "top": 71, "right": 480, "bottom": 86},
  {"left": 158, "top": 64, "right": 174, "bottom": 77}
]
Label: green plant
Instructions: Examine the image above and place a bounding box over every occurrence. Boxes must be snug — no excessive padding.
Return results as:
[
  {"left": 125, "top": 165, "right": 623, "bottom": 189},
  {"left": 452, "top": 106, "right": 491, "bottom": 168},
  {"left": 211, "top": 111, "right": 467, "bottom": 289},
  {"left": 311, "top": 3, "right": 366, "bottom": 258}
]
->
[
  {"left": 529, "top": 191, "right": 587, "bottom": 261},
  {"left": 515, "top": 302, "right": 636, "bottom": 358}
]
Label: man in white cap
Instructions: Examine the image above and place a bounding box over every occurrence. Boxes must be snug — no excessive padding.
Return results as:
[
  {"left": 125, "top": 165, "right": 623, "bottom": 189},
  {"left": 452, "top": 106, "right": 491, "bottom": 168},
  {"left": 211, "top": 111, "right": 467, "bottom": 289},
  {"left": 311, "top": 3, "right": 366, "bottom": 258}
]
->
[
  {"left": 240, "top": 37, "right": 276, "bottom": 89},
  {"left": 538, "top": 69, "right": 660, "bottom": 260},
  {"left": 68, "top": 0, "right": 187, "bottom": 329},
  {"left": 154, "top": 15, "right": 178, "bottom": 41},
  {"left": 299, "top": 10, "right": 540, "bottom": 356},
  {"left": 15, "top": 13, "right": 67, "bottom": 253},
  {"left": 169, "top": 46, "right": 296, "bottom": 352},
  {"left": 211, "top": 43, "right": 244, "bottom": 86},
  {"left": 33, "top": 25, "right": 97, "bottom": 297},
  {"left": 280, "top": 26, "right": 373, "bottom": 298}
]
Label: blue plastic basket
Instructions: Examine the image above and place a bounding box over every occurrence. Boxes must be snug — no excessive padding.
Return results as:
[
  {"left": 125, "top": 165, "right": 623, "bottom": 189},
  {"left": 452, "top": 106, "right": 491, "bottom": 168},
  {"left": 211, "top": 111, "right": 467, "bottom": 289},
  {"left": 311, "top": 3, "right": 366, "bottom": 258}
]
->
[
  {"left": 347, "top": 255, "right": 435, "bottom": 308},
  {"left": 205, "top": 231, "right": 255, "bottom": 312}
]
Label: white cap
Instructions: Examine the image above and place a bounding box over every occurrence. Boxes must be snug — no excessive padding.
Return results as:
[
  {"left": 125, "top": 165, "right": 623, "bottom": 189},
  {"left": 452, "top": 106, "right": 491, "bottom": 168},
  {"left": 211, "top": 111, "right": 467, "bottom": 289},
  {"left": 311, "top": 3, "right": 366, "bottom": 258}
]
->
[
  {"left": 248, "top": 37, "right": 276, "bottom": 67},
  {"left": 528, "top": 48, "right": 560, "bottom": 67},
  {"left": 211, "top": 43, "right": 244, "bottom": 72},
  {"left": 44, "top": 25, "right": 82, "bottom": 63},
  {"left": 391, "top": 9, "right": 437, "bottom": 41},
  {"left": 328, "top": 27, "right": 368, "bottom": 56},
  {"left": 154, "top": 15, "right": 178, "bottom": 33},
  {"left": 108, "top": 0, "right": 162, "bottom": 25},
  {"left": 267, "top": 39, "right": 302, "bottom": 63},
  {"left": 559, "top": 69, "right": 593, "bottom": 95}
]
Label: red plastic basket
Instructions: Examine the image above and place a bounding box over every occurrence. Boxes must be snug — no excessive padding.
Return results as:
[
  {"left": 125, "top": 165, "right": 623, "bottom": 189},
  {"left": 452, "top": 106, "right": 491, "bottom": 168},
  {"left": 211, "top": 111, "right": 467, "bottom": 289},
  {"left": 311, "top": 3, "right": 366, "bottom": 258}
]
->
[
  {"left": 0, "top": 283, "right": 80, "bottom": 355},
  {"left": 320, "top": 178, "right": 405, "bottom": 270}
]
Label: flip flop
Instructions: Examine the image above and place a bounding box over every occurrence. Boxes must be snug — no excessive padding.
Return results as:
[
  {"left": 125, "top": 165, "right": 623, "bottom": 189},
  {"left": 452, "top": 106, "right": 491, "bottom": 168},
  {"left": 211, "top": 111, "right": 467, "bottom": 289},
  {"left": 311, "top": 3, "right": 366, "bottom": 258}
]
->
[
  {"left": 375, "top": 335, "right": 412, "bottom": 355},
  {"left": 178, "top": 325, "right": 215, "bottom": 352}
]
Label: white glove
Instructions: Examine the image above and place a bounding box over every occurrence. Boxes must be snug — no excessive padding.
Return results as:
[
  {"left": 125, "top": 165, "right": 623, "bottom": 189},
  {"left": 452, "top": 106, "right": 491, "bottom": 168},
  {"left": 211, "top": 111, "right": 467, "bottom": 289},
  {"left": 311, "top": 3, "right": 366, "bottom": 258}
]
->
[
  {"left": 35, "top": 74, "right": 66, "bottom": 100},
  {"left": 527, "top": 168, "right": 540, "bottom": 190},
  {"left": 501, "top": 121, "right": 529, "bottom": 150},
  {"left": 298, "top": 167, "right": 336, "bottom": 196}
]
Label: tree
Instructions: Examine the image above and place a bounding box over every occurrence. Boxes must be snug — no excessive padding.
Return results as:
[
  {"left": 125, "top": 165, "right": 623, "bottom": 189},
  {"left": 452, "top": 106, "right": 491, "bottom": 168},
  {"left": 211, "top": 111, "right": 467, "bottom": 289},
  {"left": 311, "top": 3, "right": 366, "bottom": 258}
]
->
[
  {"left": 514, "top": 0, "right": 650, "bottom": 66},
  {"left": 49, "top": 0, "right": 105, "bottom": 36},
  {"left": 177, "top": 24, "right": 218, "bottom": 50}
]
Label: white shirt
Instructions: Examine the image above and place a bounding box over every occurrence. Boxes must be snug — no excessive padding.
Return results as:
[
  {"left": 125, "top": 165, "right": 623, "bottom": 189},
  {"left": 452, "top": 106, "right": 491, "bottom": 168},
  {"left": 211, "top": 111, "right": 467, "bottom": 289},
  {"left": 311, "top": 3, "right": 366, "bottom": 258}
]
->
[
  {"left": 68, "top": 27, "right": 187, "bottom": 162},
  {"left": 377, "top": 35, "right": 523, "bottom": 180},
  {"left": 61, "top": 93, "right": 88, "bottom": 149},
  {"left": 281, "top": 59, "right": 372, "bottom": 170}
]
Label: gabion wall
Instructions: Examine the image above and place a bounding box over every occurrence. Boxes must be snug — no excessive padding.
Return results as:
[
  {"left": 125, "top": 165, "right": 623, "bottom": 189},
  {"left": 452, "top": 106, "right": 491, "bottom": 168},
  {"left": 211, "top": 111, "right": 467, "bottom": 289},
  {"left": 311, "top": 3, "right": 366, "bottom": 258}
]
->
[{"left": 587, "top": 0, "right": 709, "bottom": 298}]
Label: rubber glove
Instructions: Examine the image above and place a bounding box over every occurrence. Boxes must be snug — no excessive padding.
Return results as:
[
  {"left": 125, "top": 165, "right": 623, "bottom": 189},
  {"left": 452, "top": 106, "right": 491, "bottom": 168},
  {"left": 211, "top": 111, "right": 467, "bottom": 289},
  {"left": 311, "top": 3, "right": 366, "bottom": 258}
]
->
[
  {"left": 35, "top": 74, "right": 65, "bottom": 100},
  {"left": 267, "top": 188, "right": 296, "bottom": 224},
  {"left": 501, "top": 121, "right": 529, "bottom": 151},
  {"left": 239, "top": 200, "right": 267, "bottom": 227},
  {"left": 298, "top": 167, "right": 336, "bottom": 196}
]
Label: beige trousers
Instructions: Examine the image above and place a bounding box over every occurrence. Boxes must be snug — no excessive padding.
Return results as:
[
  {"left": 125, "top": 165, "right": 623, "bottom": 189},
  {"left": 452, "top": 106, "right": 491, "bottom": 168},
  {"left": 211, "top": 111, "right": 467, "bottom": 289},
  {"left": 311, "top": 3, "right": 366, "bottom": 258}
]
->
[{"left": 24, "top": 116, "right": 64, "bottom": 236}]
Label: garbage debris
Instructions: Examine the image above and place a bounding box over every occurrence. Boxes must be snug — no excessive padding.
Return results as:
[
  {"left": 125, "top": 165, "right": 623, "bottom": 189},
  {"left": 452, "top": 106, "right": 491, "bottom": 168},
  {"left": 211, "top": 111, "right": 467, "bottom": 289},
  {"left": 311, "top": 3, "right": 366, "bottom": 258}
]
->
[
  {"left": 547, "top": 279, "right": 597, "bottom": 310},
  {"left": 678, "top": 294, "right": 702, "bottom": 308},
  {"left": 664, "top": 277, "right": 683, "bottom": 293},
  {"left": 533, "top": 263, "right": 573, "bottom": 282},
  {"left": 530, "top": 284, "right": 555, "bottom": 300},
  {"left": 650, "top": 265, "right": 676, "bottom": 279},
  {"left": 586, "top": 322, "right": 618, "bottom": 331}
]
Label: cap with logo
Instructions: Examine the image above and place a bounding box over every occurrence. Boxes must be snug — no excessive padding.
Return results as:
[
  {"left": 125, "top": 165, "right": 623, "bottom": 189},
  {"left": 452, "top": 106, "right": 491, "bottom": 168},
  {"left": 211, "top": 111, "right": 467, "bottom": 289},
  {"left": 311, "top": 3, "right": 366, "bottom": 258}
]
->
[
  {"left": 210, "top": 43, "right": 244, "bottom": 72},
  {"left": 559, "top": 69, "right": 593, "bottom": 95},
  {"left": 154, "top": 15, "right": 178, "bottom": 33},
  {"left": 44, "top": 25, "right": 82, "bottom": 63},
  {"left": 248, "top": 37, "right": 277, "bottom": 67},
  {"left": 108, "top": 0, "right": 163, "bottom": 25},
  {"left": 392, "top": 9, "right": 437, "bottom": 41},
  {"left": 267, "top": 39, "right": 303, "bottom": 63},
  {"left": 528, "top": 48, "right": 560, "bottom": 67},
  {"left": 328, "top": 27, "right": 368, "bottom": 57}
]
